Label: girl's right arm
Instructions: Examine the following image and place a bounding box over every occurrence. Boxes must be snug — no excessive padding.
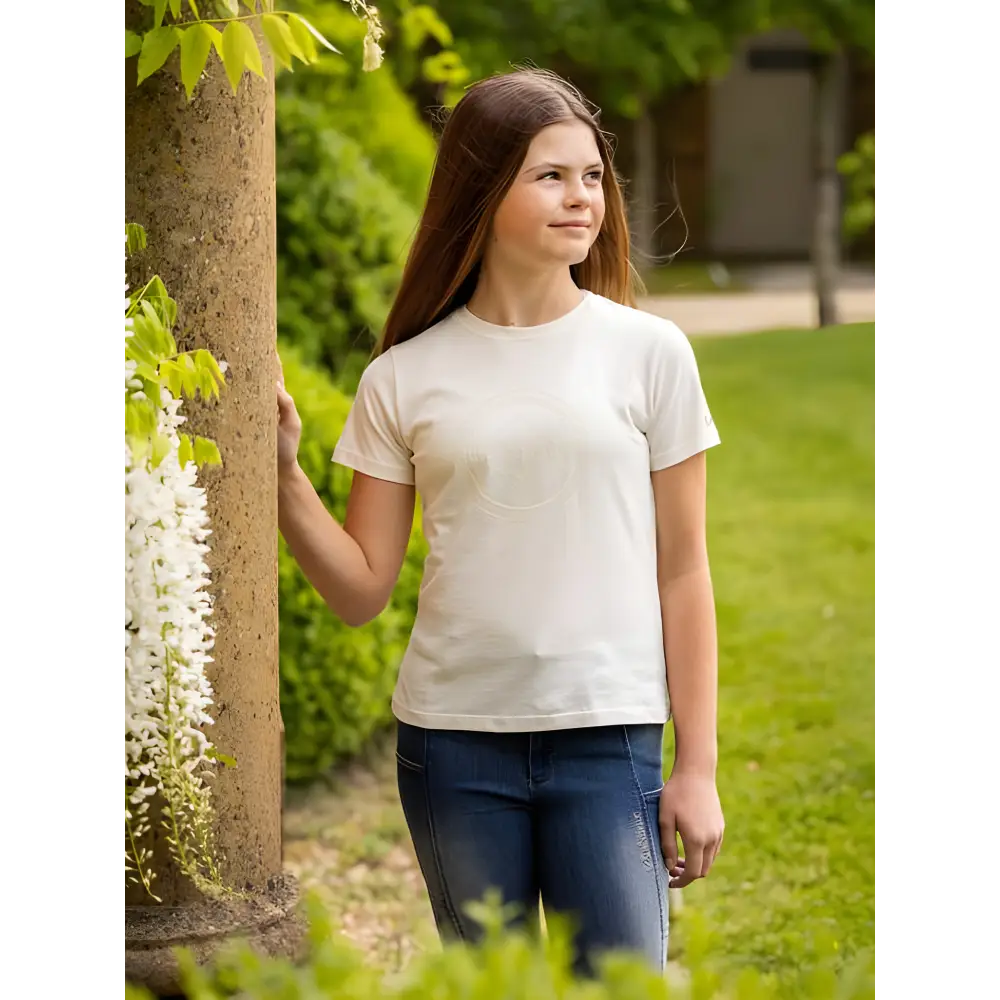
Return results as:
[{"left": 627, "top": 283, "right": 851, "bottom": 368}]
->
[{"left": 277, "top": 380, "right": 415, "bottom": 628}]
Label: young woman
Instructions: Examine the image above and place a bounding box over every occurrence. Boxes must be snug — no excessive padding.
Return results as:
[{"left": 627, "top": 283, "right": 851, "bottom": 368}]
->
[{"left": 277, "top": 68, "right": 724, "bottom": 976}]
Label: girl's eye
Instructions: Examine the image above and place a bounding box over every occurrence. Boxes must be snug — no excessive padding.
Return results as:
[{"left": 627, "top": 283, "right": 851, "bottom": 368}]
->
[{"left": 539, "top": 171, "right": 603, "bottom": 182}]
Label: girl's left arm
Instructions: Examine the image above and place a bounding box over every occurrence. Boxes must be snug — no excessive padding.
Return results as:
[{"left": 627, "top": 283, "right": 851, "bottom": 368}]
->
[{"left": 652, "top": 451, "right": 725, "bottom": 888}]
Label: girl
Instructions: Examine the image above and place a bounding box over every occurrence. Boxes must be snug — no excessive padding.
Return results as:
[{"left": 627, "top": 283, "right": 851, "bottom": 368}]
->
[{"left": 277, "top": 68, "right": 724, "bottom": 976}]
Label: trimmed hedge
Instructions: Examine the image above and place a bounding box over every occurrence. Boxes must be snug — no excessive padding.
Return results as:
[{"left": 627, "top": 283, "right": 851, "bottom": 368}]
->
[{"left": 278, "top": 344, "right": 426, "bottom": 783}]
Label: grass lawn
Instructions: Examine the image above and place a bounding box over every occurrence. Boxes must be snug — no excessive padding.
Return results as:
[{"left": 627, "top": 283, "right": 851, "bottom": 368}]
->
[
  {"left": 283, "top": 322, "right": 875, "bottom": 990},
  {"left": 640, "top": 260, "right": 747, "bottom": 296},
  {"left": 666, "top": 323, "right": 875, "bottom": 990}
]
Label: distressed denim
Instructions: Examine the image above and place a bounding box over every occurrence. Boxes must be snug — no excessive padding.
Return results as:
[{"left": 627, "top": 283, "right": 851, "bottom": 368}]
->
[{"left": 395, "top": 720, "right": 669, "bottom": 975}]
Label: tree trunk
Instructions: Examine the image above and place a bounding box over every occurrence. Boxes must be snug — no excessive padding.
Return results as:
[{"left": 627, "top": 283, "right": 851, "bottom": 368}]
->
[
  {"left": 631, "top": 103, "right": 658, "bottom": 269},
  {"left": 125, "top": 5, "right": 299, "bottom": 992},
  {"left": 811, "top": 49, "right": 846, "bottom": 327}
]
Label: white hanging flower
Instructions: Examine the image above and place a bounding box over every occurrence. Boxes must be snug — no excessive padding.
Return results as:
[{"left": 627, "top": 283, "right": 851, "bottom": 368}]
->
[
  {"left": 125, "top": 267, "right": 225, "bottom": 898},
  {"left": 362, "top": 32, "right": 383, "bottom": 72}
]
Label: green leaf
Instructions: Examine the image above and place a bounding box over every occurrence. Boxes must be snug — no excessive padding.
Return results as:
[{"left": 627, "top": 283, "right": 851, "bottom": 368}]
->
[
  {"left": 125, "top": 333, "right": 158, "bottom": 371},
  {"left": 421, "top": 51, "right": 467, "bottom": 86},
  {"left": 194, "top": 437, "right": 223, "bottom": 466},
  {"left": 221, "top": 21, "right": 264, "bottom": 93},
  {"left": 150, "top": 432, "right": 173, "bottom": 469},
  {"left": 215, "top": 0, "right": 239, "bottom": 16},
  {"left": 159, "top": 360, "right": 184, "bottom": 398},
  {"left": 194, "top": 364, "right": 212, "bottom": 399},
  {"left": 169, "top": 0, "right": 182, "bottom": 18},
  {"left": 137, "top": 26, "right": 182, "bottom": 85},
  {"left": 153, "top": 0, "right": 168, "bottom": 29},
  {"left": 287, "top": 13, "right": 339, "bottom": 56},
  {"left": 125, "top": 222, "right": 147, "bottom": 255},
  {"left": 139, "top": 300, "right": 176, "bottom": 354},
  {"left": 261, "top": 13, "right": 300, "bottom": 70},
  {"left": 178, "top": 434, "right": 194, "bottom": 469},
  {"left": 142, "top": 276, "right": 178, "bottom": 332},
  {"left": 179, "top": 23, "right": 216, "bottom": 100},
  {"left": 205, "top": 747, "right": 237, "bottom": 768},
  {"left": 187, "top": 0, "right": 201, "bottom": 16},
  {"left": 401, "top": 6, "right": 453, "bottom": 49},
  {"left": 125, "top": 30, "right": 143, "bottom": 58},
  {"left": 194, "top": 348, "right": 225, "bottom": 382},
  {"left": 193, "top": 349, "right": 225, "bottom": 396},
  {"left": 133, "top": 360, "right": 159, "bottom": 382},
  {"left": 133, "top": 308, "right": 170, "bottom": 358},
  {"left": 286, "top": 13, "right": 317, "bottom": 63}
]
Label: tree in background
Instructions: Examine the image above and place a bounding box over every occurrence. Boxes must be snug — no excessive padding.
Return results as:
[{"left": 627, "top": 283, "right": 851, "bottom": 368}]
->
[{"left": 763, "top": 0, "right": 874, "bottom": 325}]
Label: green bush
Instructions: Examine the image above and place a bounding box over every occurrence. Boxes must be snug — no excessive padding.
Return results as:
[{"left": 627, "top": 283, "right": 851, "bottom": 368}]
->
[
  {"left": 281, "top": 1, "right": 438, "bottom": 209},
  {"left": 278, "top": 345, "right": 426, "bottom": 783},
  {"left": 276, "top": 95, "right": 419, "bottom": 389},
  {"left": 125, "top": 893, "right": 875, "bottom": 1000},
  {"left": 275, "top": 2, "right": 440, "bottom": 387}
]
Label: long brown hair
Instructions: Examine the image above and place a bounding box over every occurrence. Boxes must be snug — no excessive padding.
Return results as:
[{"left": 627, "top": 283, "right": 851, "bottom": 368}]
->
[{"left": 377, "top": 68, "right": 638, "bottom": 355}]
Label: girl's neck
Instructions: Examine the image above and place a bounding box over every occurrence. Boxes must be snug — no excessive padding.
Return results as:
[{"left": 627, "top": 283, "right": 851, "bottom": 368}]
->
[{"left": 466, "top": 261, "right": 582, "bottom": 328}]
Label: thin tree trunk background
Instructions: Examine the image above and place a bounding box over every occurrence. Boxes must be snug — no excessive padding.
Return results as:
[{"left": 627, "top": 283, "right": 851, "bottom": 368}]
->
[{"left": 811, "top": 49, "right": 847, "bottom": 327}]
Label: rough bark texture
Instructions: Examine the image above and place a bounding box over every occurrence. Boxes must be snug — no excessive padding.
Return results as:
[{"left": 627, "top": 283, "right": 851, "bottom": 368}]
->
[
  {"left": 630, "top": 105, "right": 658, "bottom": 267},
  {"left": 811, "top": 49, "right": 846, "bottom": 326},
  {"left": 125, "top": 8, "right": 294, "bottom": 991}
]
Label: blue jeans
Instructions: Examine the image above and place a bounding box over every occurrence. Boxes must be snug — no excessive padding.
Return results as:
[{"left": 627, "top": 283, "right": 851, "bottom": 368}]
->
[{"left": 395, "top": 720, "right": 669, "bottom": 975}]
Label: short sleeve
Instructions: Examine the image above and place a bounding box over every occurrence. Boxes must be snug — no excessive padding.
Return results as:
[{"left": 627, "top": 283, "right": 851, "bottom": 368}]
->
[
  {"left": 332, "top": 351, "right": 415, "bottom": 485},
  {"left": 643, "top": 321, "right": 721, "bottom": 471}
]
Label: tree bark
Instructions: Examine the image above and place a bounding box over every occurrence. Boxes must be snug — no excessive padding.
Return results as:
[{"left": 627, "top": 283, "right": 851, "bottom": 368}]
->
[
  {"left": 125, "top": 5, "right": 298, "bottom": 991},
  {"left": 631, "top": 103, "right": 658, "bottom": 268},
  {"left": 811, "top": 49, "right": 847, "bottom": 327}
]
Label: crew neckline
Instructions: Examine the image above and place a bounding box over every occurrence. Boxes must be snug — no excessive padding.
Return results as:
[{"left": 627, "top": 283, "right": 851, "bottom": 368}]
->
[{"left": 456, "top": 289, "right": 593, "bottom": 339}]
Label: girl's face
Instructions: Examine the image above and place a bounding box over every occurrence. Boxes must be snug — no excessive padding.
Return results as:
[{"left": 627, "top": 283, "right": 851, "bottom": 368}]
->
[{"left": 490, "top": 120, "right": 606, "bottom": 269}]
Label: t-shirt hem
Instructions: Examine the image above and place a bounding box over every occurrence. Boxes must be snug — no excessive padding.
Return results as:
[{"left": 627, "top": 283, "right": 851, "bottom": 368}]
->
[
  {"left": 649, "top": 432, "right": 722, "bottom": 472},
  {"left": 391, "top": 699, "right": 670, "bottom": 733},
  {"left": 331, "top": 447, "right": 415, "bottom": 485}
]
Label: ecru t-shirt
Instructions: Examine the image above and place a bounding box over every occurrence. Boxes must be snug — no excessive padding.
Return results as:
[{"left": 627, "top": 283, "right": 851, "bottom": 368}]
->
[{"left": 332, "top": 290, "right": 721, "bottom": 732}]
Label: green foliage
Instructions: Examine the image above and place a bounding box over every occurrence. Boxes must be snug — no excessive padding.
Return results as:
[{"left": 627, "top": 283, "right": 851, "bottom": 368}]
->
[
  {"left": 837, "top": 132, "right": 874, "bottom": 241},
  {"left": 124, "top": 891, "right": 875, "bottom": 1000},
  {"left": 125, "top": 221, "right": 148, "bottom": 254},
  {"left": 272, "top": 5, "right": 445, "bottom": 384},
  {"left": 277, "top": 346, "right": 426, "bottom": 782},
  {"left": 275, "top": 92, "right": 420, "bottom": 386},
  {"left": 761, "top": 0, "right": 874, "bottom": 54},
  {"left": 281, "top": 1, "right": 438, "bottom": 208},
  {"left": 126, "top": 1, "right": 352, "bottom": 98},
  {"left": 430, "top": 0, "right": 763, "bottom": 116},
  {"left": 125, "top": 226, "right": 226, "bottom": 469}
]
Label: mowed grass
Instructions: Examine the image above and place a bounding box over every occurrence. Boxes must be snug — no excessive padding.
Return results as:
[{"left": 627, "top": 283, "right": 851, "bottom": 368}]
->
[{"left": 665, "top": 324, "right": 875, "bottom": 990}]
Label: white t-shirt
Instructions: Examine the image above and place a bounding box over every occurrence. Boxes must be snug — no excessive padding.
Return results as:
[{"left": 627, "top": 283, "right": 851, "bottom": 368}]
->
[{"left": 332, "top": 290, "right": 721, "bottom": 732}]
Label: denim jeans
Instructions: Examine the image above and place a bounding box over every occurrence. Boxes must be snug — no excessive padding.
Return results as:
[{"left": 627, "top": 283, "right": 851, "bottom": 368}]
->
[{"left": 395, "top": 720, "right": 669, "bottom": 975}]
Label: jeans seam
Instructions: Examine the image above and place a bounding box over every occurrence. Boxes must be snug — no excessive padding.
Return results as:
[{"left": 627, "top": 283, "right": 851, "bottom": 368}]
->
[
  {"left": 621, "top": 725, "right": 668, "bottom": 970},
  {"left": 395, "top": 752, "right": 424, "bottom": 773},
  {"left": 422, "top": 726, "right": 465, "bottom": 940}
]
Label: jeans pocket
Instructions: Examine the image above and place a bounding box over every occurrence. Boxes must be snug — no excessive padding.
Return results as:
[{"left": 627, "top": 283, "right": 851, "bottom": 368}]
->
[
  {"left": 395, "top": 720, "right": 427, "bottom": 773},
  {"left": 622, "top": 724, "right": 666, "bottom": 798}
]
